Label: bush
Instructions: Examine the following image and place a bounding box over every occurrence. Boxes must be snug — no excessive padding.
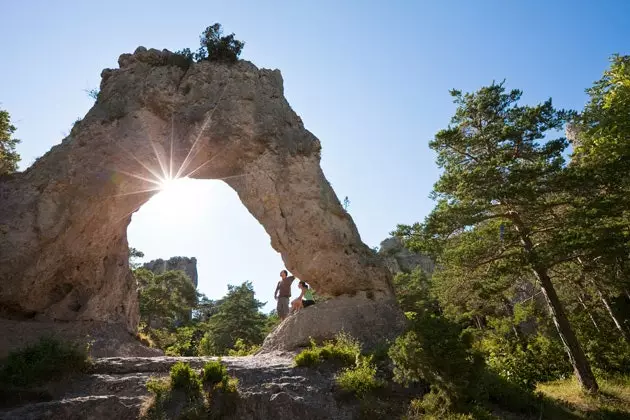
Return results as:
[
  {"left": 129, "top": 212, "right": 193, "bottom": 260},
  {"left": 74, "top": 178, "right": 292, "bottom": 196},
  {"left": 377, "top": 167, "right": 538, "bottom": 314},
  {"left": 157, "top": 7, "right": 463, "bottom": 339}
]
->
[
  {"left": 335, "top": 357, "right": 384, "bottom": 397},
  {"left": 227, "top": 338, "right": 260, "bottom": 356},
  {"left": 0, "top": 337, "right": 90, "bottom": 387},
  {"left": 388, "top": 315, "right": 483, "bottom": 404},
  {"left": 294, "top": 332, "right": 361, "bottom": 367},
  {"left": 202, "top": 359, "right": 228, "bottom": 386},
  {"left": 294, "top": 348, "right": 321, "bottom": 367},
  {"left": 169, "top": 362, "right": 202, "bottom": 400},
  {"left": 176, "top": 23, "right": 244, "bottom": 64}
]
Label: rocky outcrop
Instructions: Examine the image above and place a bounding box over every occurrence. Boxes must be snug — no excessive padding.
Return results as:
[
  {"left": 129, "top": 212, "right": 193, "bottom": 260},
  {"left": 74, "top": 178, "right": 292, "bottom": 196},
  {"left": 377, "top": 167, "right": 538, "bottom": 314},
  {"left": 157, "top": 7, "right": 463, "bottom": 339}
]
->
[
  {"left": 261, "top": 294, "right": 406, "bottom": 352},
  {"left": 378, "top": 237, "right": 434, "bottom": 275},
  {"left": 0, "top": 354, "right": 360, "bottom": 420},
  {"left": 0, "top": 47, "right": 401, "bottom": 346},
  {"left": 143, "top": 256, "right": 198, "bottom": 287},
  {"left": 0, "top": 319, "right": 162, "bottom": 359}
]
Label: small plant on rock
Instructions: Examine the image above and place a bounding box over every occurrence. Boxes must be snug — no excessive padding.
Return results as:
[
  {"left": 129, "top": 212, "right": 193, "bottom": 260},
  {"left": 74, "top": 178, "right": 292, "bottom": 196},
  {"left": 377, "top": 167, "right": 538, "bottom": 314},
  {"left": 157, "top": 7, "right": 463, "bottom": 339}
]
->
[
  {"left": 202, "top": 359, "right": 228, "bottom": 386},
  {"left": 335, "top": 356, "right": 384, "bottom": 397},
  {"left": 169, "top": 361, "right": 202, "bottom": 400}
]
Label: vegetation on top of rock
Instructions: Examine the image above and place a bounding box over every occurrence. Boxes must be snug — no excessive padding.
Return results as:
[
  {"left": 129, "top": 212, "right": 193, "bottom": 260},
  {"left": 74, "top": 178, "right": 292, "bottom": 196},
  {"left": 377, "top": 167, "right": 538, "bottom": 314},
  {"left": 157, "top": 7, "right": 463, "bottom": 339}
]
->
[
  {"left": 0, "top": 337, "right": 89, "bottom": 388},
  {"left": 142, "top": 360, "right": 238, "bottom": 420},
  {"left": 175, "top": 23, "right": 244, "bottom": 64},
  {"left": 0, "top": 107, "right": 20, "bottom": 175}
]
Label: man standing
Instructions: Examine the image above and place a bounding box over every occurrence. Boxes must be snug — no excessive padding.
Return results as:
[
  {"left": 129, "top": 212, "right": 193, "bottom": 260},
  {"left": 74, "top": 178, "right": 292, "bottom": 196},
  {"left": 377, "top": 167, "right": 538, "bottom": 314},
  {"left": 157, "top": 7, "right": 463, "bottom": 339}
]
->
[{"left": 274, "top": 270, "right": 295, "bottom": 321}]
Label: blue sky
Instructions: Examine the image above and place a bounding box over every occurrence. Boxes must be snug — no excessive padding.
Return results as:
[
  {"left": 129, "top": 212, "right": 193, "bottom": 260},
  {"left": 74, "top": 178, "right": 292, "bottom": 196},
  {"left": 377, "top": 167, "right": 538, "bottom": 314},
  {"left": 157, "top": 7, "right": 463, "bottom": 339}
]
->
[{"left": 2, "top": 0, "right": 628, "bottom": 312}]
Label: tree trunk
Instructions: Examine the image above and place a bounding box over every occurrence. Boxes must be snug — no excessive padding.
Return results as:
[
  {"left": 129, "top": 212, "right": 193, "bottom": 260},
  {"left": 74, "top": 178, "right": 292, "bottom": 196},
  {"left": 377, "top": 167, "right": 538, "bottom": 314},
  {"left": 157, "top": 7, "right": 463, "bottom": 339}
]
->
[
  {"left": 577, "top": 258, "right": 630, "bottom": 343},
  {"left": 595, "top": 286, "right": 630, "bottom": 343},
  {"left": 531, "top": 267, "right": 599, "bottom": 392},
  {"left": 577, "top": 295, "right": 600, "bottom": 332},
  {"left": 512, "top": 216, "right": 599, "bottom": 393}
]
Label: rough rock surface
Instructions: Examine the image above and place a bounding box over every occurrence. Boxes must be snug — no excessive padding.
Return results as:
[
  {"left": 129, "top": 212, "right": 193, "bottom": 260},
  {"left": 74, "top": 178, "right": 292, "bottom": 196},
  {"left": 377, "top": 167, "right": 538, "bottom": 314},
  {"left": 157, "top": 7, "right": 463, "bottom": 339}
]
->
[
  {"left": 143, "top": 256, "right": 198, "bottom": 287},
  {"left": 0, "top": 319, "right": 162, "bottom": 359},
  {"left": 261, "top": 294, "right": 406, "bottom": 352},
  {"left": 0, "top": 47, "right": 400, "bottom": 343},
  {"left": 378, "top": 237, "right": 435, "bottom": 274},
  {"left": 0, "top": 354, "right": 359, "bottom": 420}
]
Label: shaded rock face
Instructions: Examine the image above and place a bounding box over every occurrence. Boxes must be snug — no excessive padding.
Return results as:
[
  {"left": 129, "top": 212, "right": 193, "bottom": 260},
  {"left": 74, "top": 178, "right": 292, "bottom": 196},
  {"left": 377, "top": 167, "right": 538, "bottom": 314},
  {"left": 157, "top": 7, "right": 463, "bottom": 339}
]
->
[
  {"left": 0, "top": 47, "right": 396, "bottom": 336},
  {"left": 143, "top": 256, "right": 198, "bottom": 287},
  {"left": 0, "top": 354, "right": 359, "bottom": 420},
  {"left": 378, "top": 237, "right": 434, "bottom": 274},
  {"left": 261, "top": 294, "right": 406, "bottom": 352}
]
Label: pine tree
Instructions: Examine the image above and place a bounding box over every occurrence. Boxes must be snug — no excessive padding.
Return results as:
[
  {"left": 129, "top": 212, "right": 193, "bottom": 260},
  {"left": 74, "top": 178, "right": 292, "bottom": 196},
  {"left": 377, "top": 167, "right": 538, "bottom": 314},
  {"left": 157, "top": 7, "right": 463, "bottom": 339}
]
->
[
  {"left": 200, "top": 282, "right": 267, "bottom": 355},
  {"left": 397, "top": 82, "right": 599, "bottom": 392},
  {"left": 0, "top": 108, "right": 21, "bottom": 175}
]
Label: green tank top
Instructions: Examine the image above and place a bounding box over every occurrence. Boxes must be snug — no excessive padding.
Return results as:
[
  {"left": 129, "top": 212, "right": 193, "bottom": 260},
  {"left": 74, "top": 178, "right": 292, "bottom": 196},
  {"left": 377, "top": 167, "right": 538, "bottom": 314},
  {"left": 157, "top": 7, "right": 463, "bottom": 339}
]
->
[{"left": 303, "top": 289, "right": 314, "bottom": 301}]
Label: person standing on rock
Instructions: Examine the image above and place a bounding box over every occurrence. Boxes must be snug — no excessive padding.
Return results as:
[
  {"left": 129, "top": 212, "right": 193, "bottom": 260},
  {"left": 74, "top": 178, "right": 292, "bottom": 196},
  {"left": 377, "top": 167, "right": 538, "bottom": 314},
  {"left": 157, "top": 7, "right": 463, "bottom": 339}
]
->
[{"left": 274, "top": 270, "right": 295, "bottom": 321}]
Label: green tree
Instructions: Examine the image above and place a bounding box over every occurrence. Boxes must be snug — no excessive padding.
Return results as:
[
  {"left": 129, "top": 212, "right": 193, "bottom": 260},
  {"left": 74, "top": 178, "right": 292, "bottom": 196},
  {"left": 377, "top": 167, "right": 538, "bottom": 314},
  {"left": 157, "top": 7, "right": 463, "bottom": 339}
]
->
[
  {"left": 199, "top": 281, "right": 266, "bottom": 355},
  {"left": 396, "top": 82, "right": 599, "bottom": 392},
  {"left": 0, "top": 108, "right": 20, "bottom": 175},
  {"left": 136, "top": 269, "right": 198, "bottom": 331},
  {"left": 128, "top": 247, "right": 145, "bottom": 269},
  {"left": 563, "top": 55, "right": 630, "bottom": 342}
]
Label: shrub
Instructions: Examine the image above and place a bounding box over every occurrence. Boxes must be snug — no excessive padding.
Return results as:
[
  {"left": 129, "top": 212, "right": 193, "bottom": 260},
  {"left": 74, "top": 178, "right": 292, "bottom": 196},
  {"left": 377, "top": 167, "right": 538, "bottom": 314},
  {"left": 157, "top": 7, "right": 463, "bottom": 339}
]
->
[
  {"left": 146, "top": 377, "right": 170, "bottom": 398},
  {"left": 0, "top": 337, "right": 90, "bottom": 387},
  {"left": 388, "top": 314, "right": 483, "bottom": 406},
  {"left": 294, "top": 348, "right": 321, "bottom": 367},
  {"left": 335, "top": 357, "right": 383, "bottom": 397},
  {"left": 294, "top": 332, "right": 361, "bottom": 367},
  {"left": 169, "top": 362, "right": 201, "bottom": 400},
  {"left": 202, "top": 359, "right": 228, "bottom": 386},
  {"left": 227, "top": 338, "right": 260, "bottom": 356}
]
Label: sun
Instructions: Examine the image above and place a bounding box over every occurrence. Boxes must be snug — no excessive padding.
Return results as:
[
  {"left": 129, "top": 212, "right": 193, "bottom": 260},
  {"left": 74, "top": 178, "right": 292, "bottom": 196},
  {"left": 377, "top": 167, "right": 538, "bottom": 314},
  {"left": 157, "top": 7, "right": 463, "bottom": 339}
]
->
[{"left": 159, "top": 176, "right": 179, "bottom": 192}]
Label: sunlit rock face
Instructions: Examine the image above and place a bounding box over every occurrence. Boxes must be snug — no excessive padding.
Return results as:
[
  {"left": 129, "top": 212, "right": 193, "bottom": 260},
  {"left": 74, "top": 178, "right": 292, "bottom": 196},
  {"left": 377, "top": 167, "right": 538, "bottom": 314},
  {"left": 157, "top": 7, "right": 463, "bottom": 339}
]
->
[{"left": 0, "top": 47, "right": 400, "bottom": 338}]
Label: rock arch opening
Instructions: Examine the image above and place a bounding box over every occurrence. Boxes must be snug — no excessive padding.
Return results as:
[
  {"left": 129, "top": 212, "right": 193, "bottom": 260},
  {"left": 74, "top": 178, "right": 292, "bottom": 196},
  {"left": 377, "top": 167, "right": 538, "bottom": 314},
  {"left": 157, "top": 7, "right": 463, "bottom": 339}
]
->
[
  {"left": 128, "top": 177, "right": 289, "bottom": 310},
  {"left": 0, "top": 47, "right": 402, "bottom": 350}
]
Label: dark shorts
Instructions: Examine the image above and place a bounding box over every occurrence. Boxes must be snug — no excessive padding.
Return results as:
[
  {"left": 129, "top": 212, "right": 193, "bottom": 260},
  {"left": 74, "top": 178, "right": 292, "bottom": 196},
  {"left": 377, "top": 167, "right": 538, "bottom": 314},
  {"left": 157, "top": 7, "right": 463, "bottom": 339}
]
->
[
  {"left": 277, "top": 296, "right": 290, "bottom": 318},
  {"left": 302, "top": 300, "right": 315, "bottom": 308}
]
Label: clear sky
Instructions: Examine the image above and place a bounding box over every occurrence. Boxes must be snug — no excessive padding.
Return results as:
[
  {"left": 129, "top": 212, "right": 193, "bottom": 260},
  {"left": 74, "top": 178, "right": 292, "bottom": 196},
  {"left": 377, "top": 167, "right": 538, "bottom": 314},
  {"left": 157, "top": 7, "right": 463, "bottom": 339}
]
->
[{"left": 1, "top": 0, "right": 628, "bottom": 312}]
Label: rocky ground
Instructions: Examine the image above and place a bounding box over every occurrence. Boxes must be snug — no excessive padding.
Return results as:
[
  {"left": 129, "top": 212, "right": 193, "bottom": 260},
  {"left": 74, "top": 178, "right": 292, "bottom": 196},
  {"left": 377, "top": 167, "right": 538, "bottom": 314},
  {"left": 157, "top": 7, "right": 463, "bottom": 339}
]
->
[{"left": 0, "top": 353, "right": 362, "bottom": 420}]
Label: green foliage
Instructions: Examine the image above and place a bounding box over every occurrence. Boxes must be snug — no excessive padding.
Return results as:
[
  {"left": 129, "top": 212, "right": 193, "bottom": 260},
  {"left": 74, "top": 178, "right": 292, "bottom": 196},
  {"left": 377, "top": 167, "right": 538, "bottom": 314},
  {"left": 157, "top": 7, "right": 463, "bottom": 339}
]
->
[
  {"left": 294, "top": 332, "right": 361, "bottom": 367},
  {"left": 136, "top": 269, "right": 198, "bottom": 331},
  {"left": 226, "top": 338, "right": 260, "bottom": 356},
  {"left": 335, "top": 357, "right": 383, "bottom": 397},
  {"left": 389, "top": 312, "right": 483, "bottom": 404},
  {"left": 202, "top": 359, "right": 228, "bottom": 386},
  {"left": 0, "top": 108, "right": 20, "bottom": 175},
  {"left": 0, "top": 337, "right": 89, "bottom": 388},
  {"left": 176, "top": 23, "right": 244, "bottom": 63},
  {"left": 198, "top": 282, "right": 267, "bottom": 355},
  {"left": 294, "top": 348, "right": 321, "bottom": 367},
  {"left": 169, "top": 362, "right": 202, "bottom": 400}
]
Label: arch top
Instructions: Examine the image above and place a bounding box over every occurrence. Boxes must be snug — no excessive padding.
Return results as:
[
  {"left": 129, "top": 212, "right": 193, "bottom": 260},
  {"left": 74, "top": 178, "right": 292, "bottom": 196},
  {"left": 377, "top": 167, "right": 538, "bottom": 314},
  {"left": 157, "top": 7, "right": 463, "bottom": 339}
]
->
[{"left": 0, "top": 47, "right": 397, "bottom": 338}]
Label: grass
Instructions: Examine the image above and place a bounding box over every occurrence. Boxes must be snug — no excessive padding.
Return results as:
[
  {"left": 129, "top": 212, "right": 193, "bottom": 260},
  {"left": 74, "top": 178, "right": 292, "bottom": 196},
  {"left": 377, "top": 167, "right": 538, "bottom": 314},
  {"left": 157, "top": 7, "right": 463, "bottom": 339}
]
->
[
  {"left": 537, "top": 375, "right": 630, "bottom": 418},
  {"left": 0, "top": 337, "right": 90, "bottom": 388},
  {"left": 169, "top": 361, "right": 202, "bottom": 400}
]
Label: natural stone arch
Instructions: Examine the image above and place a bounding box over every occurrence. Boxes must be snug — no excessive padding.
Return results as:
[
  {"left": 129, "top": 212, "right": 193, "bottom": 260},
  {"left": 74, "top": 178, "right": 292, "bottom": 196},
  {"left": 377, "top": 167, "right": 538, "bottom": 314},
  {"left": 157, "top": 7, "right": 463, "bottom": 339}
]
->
[{"left": 0, "top": 47, "right": 403, "bottom": 349}]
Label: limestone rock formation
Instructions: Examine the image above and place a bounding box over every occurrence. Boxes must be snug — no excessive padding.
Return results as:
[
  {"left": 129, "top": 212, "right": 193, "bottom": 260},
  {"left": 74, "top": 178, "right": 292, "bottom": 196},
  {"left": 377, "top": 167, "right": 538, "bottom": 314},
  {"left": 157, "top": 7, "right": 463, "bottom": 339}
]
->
[
  {"left": 0, "top": 354, "right": 361, "bottom": 419},
  {"left": 261, "top": 294, "right": 406, "bottom": 352},
  {"left": 0, "top": 46, "right": 401, "bottom": 345},
  {"left": 143, "top": 256, "right": 198, "bottom": 287},
  {"left": 378, "top": 236, "right": 434, "bottom": 274}
]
